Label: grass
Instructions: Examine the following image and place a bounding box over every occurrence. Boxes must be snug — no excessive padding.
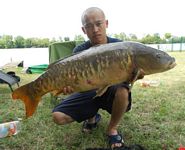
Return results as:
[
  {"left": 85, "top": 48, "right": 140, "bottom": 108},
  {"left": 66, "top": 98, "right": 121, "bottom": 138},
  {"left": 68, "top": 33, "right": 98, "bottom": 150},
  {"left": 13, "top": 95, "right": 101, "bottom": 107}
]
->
[{"left": 0, "top": 52, "right": 185, "bottom": 150}]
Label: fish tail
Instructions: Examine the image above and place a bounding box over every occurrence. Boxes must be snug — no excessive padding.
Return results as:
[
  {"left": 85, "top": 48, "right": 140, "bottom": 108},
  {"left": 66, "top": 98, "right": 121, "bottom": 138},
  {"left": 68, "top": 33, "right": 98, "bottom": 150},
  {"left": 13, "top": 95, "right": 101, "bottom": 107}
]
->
[{"left": 12, "top": 83, "right": 41, "bottom": 118}]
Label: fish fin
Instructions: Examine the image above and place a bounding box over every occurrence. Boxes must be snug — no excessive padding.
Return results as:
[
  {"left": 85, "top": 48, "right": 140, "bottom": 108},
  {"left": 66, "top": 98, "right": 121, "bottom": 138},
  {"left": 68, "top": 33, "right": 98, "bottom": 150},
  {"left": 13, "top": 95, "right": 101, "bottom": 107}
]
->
[
  {"left": 12, "top": 84, "right": 41, "bottom": 118},
  {"left": 96, "top": 85, "right": 110, "bottom": 97},
  {"left": 130, "top": 69, "right": 145, "bottom": 90},
  {"left": 137, "top": 69, "right": 145, "bottom": 80}
]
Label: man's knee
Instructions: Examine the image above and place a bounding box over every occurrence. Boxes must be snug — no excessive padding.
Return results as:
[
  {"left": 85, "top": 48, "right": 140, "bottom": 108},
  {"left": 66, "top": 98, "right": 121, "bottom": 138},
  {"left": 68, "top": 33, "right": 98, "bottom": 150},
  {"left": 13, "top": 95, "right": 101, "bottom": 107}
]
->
[
  {"left": 52, "top": 112, "right": 74, "bottom": 125},
  {"left": 114, "top": 87, "right": 129, "bottom": 112},
  {"left": 115, "top": 87, "right": 129, "bottom": 99}
]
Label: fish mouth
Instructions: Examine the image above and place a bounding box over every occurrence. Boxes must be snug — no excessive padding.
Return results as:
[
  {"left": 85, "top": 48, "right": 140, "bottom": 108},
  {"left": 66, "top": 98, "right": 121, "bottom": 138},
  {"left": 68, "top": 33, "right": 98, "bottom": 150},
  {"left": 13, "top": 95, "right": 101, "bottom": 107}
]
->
[{"left": 168, "top": 61, "right": 176, "bottom": 69}]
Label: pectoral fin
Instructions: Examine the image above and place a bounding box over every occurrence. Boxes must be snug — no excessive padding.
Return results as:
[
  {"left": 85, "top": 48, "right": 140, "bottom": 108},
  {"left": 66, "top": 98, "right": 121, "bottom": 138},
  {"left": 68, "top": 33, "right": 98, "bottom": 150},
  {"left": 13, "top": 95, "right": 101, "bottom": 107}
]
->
[{"left": 130, "top": 69, "right": 145, "bottom": 90}]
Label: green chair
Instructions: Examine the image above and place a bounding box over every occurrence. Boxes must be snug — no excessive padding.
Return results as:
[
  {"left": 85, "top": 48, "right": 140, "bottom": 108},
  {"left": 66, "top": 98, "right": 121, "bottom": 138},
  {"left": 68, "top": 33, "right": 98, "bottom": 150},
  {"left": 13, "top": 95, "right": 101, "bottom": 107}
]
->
[
  {"left": 49, "top": 41, "right": 84, "bottom": 63},
  {"left": 49, "top": 41, "right": 84, "bottom": 105}
]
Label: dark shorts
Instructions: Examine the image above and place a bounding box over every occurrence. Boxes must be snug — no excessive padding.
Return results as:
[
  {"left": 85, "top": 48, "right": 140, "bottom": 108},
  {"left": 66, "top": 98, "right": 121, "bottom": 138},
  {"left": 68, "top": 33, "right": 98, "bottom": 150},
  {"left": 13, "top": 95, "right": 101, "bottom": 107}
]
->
[{"left": 52, "top": 82, "right": 132, "bottom": 122}]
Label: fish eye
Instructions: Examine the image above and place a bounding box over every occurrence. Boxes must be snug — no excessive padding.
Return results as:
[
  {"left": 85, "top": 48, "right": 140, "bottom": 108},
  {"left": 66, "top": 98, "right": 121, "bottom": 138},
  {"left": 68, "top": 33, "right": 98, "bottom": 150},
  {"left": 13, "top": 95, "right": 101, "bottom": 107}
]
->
[{"left": 156, "top": 53, "right": 161, "bottom": 59}]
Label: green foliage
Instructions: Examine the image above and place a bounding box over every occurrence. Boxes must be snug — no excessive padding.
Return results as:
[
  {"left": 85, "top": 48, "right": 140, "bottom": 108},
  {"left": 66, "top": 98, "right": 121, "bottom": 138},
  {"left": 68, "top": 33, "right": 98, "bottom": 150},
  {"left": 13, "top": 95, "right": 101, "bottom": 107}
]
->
[
  {"left": 0, "top": 36, "right": 50, "bottom": 49},
  {"left": 0, "top": 33, "right": 185, "bottom": 49},
  {"left": 64, "top": 37, "right": 70, "bottom": 41},
  {"left": 0, "top": 35, "right": 14, "bottom": 48},
  {"left": 128, "top": 33, "right": 138, "bottom": 41},
  {"left": 139, "top": 33, "right": 161, "bottom": 44},
  {"left": 164, "top": 33, "right": 172, "bottom": 39},
  {"left": 74, "top": 34, "right": 85, "bottom": 41},
  {"left": 24, "top": 38, "right": 32, "bottom": 48},
  {"left": 40, "top": 38, "right": 50, "bottom": 47},
  {"left": 50, "top": 37, "right": 57, "bottom": 44},
  {"left": 168, "top": 36, "right": 185, "bottom": 43},
  {"left": 113, "top": 32, "right": 128, "bottom": 41},
  {"left": 0, "top": 38, "right": 5, "bottom": 48},
  {"left": 58, "top": 36, "right": 63, "bottom": 42},
  {"left": 112, "top": 32, "right": 185, "bottom": 45},
  {"left": 14, "top": 36, "right": 25, "bottom": 48}
]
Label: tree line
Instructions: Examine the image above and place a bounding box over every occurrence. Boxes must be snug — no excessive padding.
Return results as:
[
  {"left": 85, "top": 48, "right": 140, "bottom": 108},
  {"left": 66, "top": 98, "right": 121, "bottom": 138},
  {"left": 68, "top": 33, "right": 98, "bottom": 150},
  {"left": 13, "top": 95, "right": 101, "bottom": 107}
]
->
[{"left": 0, "top": 33, "right": 184, "bottom": 49}]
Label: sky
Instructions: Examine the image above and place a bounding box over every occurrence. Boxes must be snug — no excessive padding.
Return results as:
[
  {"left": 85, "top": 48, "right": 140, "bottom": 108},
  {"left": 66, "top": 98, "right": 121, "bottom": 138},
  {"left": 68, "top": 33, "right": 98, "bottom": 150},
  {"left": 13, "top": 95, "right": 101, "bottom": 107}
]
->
[{"left": 0, "top": 0, "right": 185, "bottom": 40}]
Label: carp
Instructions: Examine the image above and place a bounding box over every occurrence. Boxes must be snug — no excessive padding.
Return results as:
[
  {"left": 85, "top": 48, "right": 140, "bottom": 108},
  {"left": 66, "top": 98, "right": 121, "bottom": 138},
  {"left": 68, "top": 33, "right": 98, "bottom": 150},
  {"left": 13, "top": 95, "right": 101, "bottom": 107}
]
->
[{"left": 12, "top": 41, "right": 176, "bottom": 118}]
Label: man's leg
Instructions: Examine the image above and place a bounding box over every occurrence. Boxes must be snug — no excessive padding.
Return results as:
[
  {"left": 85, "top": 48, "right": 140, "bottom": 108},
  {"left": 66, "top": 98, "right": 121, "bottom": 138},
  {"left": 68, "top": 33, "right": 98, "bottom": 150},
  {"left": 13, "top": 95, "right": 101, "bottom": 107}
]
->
[
  {"left": 82, "top": 114, "right": 101, "bottom": 133},
  {"left": 82, "top": 116, "right": 96, "bottom": 132},
  {"left": 107, "top": 87, "right": 129, "bottom": 148},
  {"left": 52, "top": 90, "right": 99, "bottom": 126},
  {"left": 52, "top": 112, "right": 74, "bottom": 125},
  {"left": 52, "top": 110, "right": 100, "bottom": 132}
]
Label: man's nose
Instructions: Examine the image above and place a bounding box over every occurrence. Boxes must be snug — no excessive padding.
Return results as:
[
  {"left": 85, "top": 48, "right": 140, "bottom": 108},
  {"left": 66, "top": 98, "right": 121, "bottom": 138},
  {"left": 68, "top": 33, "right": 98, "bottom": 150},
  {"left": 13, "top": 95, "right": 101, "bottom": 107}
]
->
[{"left": 93, "top": 24, "right": 99, "bottom": 32}]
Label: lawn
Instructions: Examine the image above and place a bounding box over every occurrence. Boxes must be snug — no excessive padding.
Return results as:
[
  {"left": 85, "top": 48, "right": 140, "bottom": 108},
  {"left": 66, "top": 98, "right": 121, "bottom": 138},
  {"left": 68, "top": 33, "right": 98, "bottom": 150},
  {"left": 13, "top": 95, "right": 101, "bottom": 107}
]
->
[{"left": 0, "top": 52, "right": 185, "bottom": 150}]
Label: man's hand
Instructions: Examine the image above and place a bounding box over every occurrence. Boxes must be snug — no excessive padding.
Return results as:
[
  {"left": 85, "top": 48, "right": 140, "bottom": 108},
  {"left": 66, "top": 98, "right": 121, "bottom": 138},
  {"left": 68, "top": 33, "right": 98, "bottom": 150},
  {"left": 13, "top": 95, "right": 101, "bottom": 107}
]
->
[{"left": 62, "top": 86, "right": 74, "bottom": 95}]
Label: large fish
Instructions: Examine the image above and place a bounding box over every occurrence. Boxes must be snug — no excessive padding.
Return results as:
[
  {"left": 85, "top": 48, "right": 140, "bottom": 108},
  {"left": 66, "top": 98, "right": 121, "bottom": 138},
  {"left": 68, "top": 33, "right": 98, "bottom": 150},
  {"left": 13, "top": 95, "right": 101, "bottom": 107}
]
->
[{"left": 12, "top": 41, "right": 176, "bottom": 118}]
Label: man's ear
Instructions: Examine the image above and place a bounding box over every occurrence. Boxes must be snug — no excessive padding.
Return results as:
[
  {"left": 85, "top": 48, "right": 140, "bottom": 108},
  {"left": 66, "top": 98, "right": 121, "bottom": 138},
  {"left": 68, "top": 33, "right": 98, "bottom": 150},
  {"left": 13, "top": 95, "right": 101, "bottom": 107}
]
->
[{"left": 82, "top": 27, "right": 87, "bottom": 34}]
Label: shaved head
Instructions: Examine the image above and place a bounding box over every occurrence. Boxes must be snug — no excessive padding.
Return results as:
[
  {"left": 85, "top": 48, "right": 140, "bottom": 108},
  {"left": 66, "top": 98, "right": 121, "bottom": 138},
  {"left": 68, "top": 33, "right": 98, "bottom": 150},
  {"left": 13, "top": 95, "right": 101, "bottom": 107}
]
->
[
  {"left": 81, "top": 7, "right": 108, "bottom": 45},
  {"left": 81, "top": 7, "right": 106, "bottom": 25}
]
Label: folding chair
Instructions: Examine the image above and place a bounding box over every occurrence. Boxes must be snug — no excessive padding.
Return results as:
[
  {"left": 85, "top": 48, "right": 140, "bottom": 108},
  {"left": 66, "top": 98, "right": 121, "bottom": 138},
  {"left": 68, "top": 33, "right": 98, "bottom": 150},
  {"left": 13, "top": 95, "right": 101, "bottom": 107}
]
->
[{"left": 0, "top": 70, "right": 20, "bottom": 92}]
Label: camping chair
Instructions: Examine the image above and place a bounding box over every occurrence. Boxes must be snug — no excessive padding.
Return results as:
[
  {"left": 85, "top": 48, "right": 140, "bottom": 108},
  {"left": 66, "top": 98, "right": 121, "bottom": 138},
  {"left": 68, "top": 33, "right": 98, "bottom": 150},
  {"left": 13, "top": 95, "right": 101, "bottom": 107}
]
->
[
  {"left": 49, "top": 41, "right": 84, "bottom": 105},
  {"left": 0, "top": 70, "right": 20, "bottom": 92}
]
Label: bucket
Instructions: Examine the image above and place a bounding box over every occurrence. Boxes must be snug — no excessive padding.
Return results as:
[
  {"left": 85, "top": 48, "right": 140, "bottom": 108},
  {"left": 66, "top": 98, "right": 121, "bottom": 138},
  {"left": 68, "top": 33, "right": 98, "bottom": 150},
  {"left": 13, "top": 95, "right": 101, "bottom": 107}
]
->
[{"left": 0, "top": 120, "right": 21, "bottom": 138}]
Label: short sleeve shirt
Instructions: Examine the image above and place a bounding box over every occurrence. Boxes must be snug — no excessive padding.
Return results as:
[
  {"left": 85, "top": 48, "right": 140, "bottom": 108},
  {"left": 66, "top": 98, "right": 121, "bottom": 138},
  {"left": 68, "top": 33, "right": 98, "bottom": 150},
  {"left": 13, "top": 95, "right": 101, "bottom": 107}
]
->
[{"left": 73, "top": 37, "right": 122, "bottom": 54}]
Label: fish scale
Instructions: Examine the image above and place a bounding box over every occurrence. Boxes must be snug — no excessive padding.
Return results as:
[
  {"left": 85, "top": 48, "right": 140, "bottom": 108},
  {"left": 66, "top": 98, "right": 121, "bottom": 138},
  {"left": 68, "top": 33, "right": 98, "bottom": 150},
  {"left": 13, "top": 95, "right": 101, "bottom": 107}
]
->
[{"left": 12, "top": 41, "right": 176, "bottom": 118}]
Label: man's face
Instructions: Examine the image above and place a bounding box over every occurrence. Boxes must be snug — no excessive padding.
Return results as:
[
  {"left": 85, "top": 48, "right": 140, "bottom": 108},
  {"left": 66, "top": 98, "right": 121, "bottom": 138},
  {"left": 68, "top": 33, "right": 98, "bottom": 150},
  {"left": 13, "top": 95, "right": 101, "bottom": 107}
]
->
[{"left": 82, "top": 11, "right": 108, "bottom": 45}]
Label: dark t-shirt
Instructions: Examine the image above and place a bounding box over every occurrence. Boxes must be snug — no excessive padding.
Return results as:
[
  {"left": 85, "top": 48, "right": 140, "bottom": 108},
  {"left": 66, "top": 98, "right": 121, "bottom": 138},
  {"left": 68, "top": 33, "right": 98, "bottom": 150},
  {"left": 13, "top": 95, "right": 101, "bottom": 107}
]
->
[{"left": 73, "top": 36, "right": 122, "bottom": 53}]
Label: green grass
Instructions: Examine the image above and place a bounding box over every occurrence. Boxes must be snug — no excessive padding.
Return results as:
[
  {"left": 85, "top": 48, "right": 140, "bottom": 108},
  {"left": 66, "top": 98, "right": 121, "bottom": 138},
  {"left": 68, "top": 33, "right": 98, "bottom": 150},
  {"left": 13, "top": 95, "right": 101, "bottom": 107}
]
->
[{"left": 0, "top": 52, "right": 185, "bottom": 150}]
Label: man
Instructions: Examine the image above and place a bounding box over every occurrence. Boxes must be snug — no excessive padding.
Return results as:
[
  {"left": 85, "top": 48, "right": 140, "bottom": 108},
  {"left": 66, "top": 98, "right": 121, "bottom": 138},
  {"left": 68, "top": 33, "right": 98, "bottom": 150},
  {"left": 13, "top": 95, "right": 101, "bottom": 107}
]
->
[{"left": 52, "top": 7, "right": 132, "bottom": 149}]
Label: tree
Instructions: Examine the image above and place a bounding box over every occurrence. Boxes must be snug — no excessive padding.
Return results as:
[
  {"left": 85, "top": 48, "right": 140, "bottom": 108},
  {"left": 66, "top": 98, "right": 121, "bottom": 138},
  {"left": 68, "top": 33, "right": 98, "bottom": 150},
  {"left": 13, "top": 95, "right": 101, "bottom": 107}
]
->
[
  {"left": 153, "top": 33, "right": 161, "bottom": 44},
  {"left": 50, "top": 37, "right": 57, "bottom": 44},
  {"left": 31, "top": 38, "right": 40, "bottom": 47},
  {"left": 113, "top": 32, "right": 127, "bottom": 41},
  {"left": 59, "top": 36, "right": 63, "bottom": 42},
  {"left": 14, "top": 36, "right": 25, "bottom": 48},
  {"left": 64, "top": 37, "right": 70, "bottom": 41},
  {"left": 74, "top": 35, "right": 85, "bottom": 41},
  {"left": 164, "top": 33, "right": 172, "bottom": 40},
  {"left": 24, "top": 38, "right": 32, "bottom": 48},
  {"left": 128, "top": 33, "right": 138, "bottom": 41},
  {"left": 169, "top": 36, "right": 184, "bottom": 43},
  {"left": 39, "top": 38, "right": 50, "bottom": 47},
  {"left": 0, "top": 38, "right": 5, "bottom": 48},
  {"left": 1, "top": 35, "right": 14, "bottom": 48},
  {"left": 140, "top": 34, "right": 152, "bottom": 44},
  {"left": 140, "top": 33, "right": 162, "bottom": 44}
]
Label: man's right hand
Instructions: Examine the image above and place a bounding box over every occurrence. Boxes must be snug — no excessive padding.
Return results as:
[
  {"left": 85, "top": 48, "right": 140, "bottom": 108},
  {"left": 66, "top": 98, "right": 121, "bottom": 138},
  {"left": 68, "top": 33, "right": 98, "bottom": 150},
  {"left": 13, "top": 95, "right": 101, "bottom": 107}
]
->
[{"left": 62, "top": 86, "right": 74, "bottom": 95}]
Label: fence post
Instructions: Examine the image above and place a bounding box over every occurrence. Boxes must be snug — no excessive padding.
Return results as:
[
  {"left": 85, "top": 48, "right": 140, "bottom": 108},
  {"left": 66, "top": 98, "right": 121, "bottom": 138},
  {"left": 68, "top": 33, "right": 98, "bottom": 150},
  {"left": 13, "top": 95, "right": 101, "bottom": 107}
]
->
[
  {"left": 171, "top": 38, "right": 173, "bottom": 52},
  {"left": 180, "top": 37, "right": 182, "bottom": 52}
]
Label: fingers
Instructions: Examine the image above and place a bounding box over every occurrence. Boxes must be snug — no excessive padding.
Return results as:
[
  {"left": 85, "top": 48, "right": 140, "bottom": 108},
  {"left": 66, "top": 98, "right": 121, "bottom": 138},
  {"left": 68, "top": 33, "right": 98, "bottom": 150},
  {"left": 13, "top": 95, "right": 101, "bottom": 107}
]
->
[
  {"left": 63, "top": 87, "right": 67, "bottom": 94},
  {"left": 62, "top": 86, "right": 74, "bottom": 95}
]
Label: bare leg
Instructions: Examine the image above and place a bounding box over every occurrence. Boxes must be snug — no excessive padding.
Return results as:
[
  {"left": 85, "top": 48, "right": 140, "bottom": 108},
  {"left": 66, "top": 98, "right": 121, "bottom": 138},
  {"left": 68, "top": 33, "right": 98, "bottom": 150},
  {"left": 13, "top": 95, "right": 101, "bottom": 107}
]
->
[
  {"left": 82, "top": 116, "right": 97, "bottom": 133},
  {"left": 107, "top": 87, "right": 129, "bottom": 148},
  {"left": 52, "top": 112, "right": 74, "bottom": 125}
]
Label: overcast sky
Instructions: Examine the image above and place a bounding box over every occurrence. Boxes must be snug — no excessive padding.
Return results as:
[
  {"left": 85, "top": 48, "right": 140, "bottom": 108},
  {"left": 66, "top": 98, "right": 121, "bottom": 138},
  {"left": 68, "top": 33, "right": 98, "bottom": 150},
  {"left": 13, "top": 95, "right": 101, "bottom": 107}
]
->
[{"left": 0, "top": 0, "right": 184, "bottom": 39}]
